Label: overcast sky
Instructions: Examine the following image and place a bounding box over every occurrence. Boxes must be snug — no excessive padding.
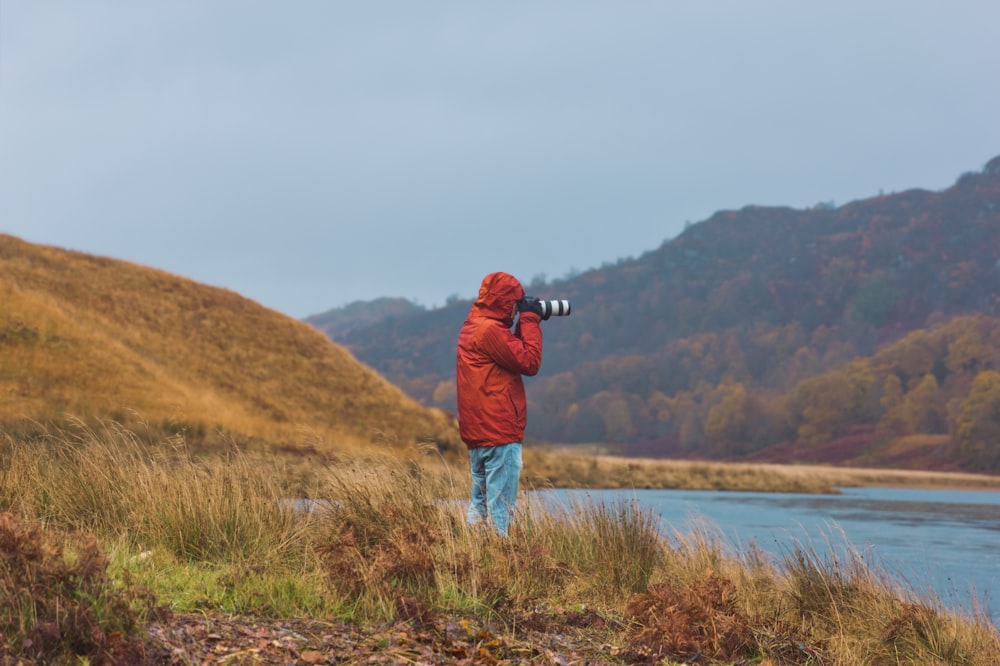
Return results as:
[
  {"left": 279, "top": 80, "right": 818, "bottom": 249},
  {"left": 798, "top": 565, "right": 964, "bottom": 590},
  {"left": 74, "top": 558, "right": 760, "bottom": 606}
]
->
[{"left": 2, "top": 2, "right": 998, "bottom": 318}]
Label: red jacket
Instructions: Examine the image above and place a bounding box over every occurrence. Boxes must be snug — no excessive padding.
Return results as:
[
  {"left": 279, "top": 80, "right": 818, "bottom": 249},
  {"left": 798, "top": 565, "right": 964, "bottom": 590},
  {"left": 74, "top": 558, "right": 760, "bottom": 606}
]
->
[{"left": 456, "top": 272, "right": 542, "bottom": 448}]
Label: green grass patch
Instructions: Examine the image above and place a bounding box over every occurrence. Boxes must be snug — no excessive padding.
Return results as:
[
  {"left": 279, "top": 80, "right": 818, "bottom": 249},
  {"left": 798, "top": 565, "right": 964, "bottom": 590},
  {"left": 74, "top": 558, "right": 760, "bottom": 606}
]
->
[{"left": 110, "top": 546, "right": 336, "bottom": 619}]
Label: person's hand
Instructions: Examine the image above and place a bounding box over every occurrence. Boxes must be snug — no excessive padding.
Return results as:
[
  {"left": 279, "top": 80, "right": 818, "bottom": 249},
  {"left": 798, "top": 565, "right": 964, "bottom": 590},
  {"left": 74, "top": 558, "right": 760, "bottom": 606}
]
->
[{"left": 517, "top": 297, "right": 549, "bottom": 320}]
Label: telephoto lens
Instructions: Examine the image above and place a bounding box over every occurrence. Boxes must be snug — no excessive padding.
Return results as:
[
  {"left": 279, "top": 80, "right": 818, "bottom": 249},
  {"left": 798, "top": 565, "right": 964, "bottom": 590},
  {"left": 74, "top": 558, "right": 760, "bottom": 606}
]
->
[
  {"left": 539, "top": 299, "right": 571, "bottom": 317},
  {"left": 518, "top": 296, "right": 572, "bottom": 319}
]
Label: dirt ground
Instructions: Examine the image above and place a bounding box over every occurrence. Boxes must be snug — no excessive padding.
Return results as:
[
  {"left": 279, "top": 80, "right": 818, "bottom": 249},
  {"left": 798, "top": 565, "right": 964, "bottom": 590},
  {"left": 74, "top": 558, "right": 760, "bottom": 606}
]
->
[{"left": 139, "top": 610, "right": 635, "bottom": 665}]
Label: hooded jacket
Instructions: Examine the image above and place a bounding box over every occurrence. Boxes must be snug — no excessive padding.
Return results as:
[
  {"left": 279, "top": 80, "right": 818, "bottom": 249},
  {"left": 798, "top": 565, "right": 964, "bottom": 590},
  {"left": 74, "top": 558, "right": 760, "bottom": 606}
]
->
[{"left": 456, "top": 272, "right": 542, "bottom": 448}]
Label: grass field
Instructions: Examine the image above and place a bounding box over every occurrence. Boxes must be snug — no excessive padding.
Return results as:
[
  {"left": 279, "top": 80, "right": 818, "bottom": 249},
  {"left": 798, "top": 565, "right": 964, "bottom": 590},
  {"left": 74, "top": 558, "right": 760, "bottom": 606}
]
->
[{"left": 2, "top": 423, "right": 998, "bottom": 664}]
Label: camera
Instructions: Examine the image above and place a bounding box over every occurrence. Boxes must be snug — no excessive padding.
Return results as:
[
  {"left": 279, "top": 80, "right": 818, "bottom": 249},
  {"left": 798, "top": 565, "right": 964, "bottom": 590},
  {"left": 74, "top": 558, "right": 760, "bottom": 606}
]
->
[{"left": 517, "top": 296, "right": 571, "bottom": 319}]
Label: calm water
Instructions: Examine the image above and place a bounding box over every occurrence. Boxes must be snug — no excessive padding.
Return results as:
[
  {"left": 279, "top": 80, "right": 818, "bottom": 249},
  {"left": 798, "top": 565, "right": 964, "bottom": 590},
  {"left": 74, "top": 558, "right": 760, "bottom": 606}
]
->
[{"left": 530, "top": 486, "right": 1000, "bottom": 624}]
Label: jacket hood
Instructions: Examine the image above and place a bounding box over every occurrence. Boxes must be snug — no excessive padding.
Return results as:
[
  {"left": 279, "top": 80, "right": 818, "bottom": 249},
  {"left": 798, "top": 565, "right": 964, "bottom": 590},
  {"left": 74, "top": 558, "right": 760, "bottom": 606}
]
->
[{"left": 470, "top": 272, "right": 524, "bottom": 324}]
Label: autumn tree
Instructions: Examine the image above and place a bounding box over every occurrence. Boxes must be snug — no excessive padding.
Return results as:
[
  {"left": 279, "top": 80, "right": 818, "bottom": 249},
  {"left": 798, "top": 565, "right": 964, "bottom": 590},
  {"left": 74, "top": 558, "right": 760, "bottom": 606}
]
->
[
  {"left": 945, "top": 320, "right": 989, "bottom": 375},
  {"left": 645, "top": 390, "right": 674, "bottom": 439},
  {"left": 902, "top": 373, "right": 947, "bottom": 433},
  {"left": 666, "top": 390, "right": 703, "bottom": 452},
  {"left": 703, "top": 381, "right": 751, "bottom": 455},
  {"left": 878, "top": 373, "right": 907, "bottom": 434},
  {"left": 891, "top": 330, "right": 939, "bottom": 386},
  {"left": 591, "top": 391, "right": 634, "bottom": 443},
  {"left": 792, "top": 360, "right": 876, "bottom": 445},
  {"left": 954, "top": 370, "right": 1000, "bottom": 470}
]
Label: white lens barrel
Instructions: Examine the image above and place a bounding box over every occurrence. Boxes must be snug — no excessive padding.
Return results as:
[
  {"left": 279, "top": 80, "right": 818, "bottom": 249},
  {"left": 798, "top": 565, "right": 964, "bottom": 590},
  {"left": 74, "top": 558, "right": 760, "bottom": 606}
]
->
[{"left": 541, "top": 299, "right": 571, "bottom": 317}]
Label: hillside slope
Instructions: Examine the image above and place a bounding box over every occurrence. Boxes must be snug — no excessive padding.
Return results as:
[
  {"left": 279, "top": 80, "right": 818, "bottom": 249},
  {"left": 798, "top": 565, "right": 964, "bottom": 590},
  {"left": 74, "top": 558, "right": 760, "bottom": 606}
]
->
[
  {"left": 322, "top": 156, "right": 1000, "bottom": 470},
  {"left": 0, "top": 234, "right": 459, "bottom": 455}
]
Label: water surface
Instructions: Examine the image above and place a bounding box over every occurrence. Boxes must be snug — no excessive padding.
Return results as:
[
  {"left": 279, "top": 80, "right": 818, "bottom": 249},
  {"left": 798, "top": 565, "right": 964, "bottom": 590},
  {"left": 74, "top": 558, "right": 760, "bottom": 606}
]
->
[{"left": 532, "top": 486, "right": 1000, "bottom": 624}]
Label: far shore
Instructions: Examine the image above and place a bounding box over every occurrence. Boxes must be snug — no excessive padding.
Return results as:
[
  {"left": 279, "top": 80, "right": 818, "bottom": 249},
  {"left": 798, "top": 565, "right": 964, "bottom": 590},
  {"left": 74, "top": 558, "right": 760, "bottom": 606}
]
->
[{"left": 522, "top": 446, "right": 1000, "bottom": 494}]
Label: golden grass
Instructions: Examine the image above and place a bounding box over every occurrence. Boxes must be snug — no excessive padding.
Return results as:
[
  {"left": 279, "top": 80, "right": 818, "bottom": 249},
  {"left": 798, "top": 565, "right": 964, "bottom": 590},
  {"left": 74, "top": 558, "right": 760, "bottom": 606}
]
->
[
  {"left": 2, "top": 425, "right": 998, "bottom": 664},
  {"left": 0, "top": 233, "right": 460, "bottom": 458}
]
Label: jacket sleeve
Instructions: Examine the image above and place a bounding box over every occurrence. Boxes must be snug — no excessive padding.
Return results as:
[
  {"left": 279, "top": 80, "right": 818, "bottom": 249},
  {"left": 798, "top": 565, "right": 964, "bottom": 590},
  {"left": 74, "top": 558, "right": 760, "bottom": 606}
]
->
[{"left": 481, "top": 314, "right": 542, "bottom": 376}]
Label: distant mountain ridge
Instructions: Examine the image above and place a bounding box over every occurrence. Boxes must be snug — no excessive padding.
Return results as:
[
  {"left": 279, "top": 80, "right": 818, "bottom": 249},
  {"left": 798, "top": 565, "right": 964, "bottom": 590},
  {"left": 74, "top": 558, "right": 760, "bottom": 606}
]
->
[
  {"left": 318, "top": 155, "right": 1000, "bottom": 471},
  {"left": 0, "top": 234, "right": 459, "bottom": 456},
  {"left": 305, "top": 297, "right": 425, "bottom": 340}
]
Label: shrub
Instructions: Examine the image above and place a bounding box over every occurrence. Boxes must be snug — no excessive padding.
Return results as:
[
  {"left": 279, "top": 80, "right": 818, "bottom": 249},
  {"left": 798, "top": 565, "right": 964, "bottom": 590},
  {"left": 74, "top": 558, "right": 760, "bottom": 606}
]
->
[{"left": 0, "top": 512, "right": 161, "bottom": 663}]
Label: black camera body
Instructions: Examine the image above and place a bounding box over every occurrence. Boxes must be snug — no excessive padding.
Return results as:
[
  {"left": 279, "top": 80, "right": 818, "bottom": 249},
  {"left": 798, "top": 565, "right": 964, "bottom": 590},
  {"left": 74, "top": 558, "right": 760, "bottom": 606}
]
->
[{"left": 517, "top": 296, "right": 571, "bottom": 320}]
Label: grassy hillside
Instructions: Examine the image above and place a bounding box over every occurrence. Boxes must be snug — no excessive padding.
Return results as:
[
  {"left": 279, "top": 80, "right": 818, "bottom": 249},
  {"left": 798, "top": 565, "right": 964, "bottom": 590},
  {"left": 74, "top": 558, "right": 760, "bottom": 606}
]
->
[{"left": 0, "top": 233, "right": 460, "bottom": 456}]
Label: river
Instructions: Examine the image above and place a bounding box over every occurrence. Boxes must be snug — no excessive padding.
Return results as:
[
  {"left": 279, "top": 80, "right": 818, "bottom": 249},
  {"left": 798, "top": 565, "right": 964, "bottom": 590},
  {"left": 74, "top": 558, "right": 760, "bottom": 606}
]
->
[{"left": 530, "top": 486, "right": 1000, "bottom": 625}]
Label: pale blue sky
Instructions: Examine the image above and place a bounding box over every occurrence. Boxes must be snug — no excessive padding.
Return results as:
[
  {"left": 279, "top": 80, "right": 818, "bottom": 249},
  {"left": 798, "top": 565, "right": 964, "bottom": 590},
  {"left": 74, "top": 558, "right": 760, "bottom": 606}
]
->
[{"left": 2, "top": 1, "right": 998, "bottom": 318}]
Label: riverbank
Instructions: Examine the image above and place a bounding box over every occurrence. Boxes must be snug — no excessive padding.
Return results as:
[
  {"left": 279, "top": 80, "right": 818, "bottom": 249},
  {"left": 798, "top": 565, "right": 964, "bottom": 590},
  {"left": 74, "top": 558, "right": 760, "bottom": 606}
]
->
[{"left": 524, "top": 447, "right": 1000, "bottom": 493}]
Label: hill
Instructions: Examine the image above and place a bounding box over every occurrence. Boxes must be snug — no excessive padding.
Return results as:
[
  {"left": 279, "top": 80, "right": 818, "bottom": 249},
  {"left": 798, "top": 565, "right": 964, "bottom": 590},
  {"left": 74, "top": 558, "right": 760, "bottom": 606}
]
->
[
  {"left": 322, "top": 155, "right": 1000, "bottom": 471},
  {"left": 0, "top": 234, "right": 459, "bottom": 456},
  {"left": 305, "top": 297, "right": 426, "bottom": 339}
]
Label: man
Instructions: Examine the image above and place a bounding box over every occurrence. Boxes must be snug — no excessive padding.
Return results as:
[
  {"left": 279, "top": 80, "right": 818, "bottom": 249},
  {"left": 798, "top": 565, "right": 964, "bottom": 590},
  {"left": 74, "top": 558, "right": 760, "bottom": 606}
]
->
[{"left": 456, "top": 272, "right": 544, "bottom": 537}]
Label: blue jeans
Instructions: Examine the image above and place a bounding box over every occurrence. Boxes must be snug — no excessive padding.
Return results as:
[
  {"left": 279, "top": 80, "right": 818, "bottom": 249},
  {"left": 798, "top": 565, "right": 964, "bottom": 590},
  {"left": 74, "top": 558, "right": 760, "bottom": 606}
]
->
[{"left": 467, "top": 443, "right": 522, "bottom": 537}]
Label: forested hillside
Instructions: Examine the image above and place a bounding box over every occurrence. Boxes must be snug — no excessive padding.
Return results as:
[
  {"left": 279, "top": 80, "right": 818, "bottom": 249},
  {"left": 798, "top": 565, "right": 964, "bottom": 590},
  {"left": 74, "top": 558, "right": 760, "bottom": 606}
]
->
[{"left": 320, "top": 156, "right": 1000, "bottom": 470}]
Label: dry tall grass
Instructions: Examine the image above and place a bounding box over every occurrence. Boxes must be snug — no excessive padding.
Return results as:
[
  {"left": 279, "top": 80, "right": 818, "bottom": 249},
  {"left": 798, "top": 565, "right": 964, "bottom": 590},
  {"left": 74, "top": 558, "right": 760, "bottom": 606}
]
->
[
  {"left": 2, "top": 425, "right": 998, "bottom": 663},
  {"left": 0, "top": 420, "right": 311, "bottom": 566}
]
